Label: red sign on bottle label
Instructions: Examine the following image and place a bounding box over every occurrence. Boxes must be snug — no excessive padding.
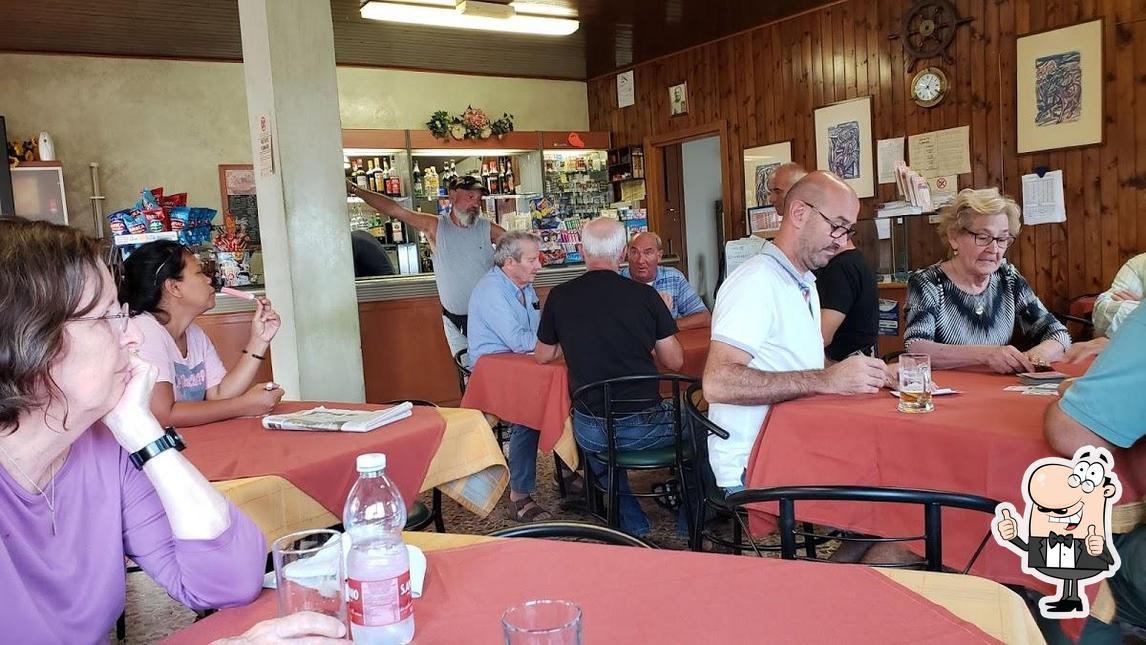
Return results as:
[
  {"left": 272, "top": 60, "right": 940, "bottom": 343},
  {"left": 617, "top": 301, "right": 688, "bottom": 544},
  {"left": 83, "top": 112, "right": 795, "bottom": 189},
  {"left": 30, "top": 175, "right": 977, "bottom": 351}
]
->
[{"left": 347, "top": 571, "right": 413, "bottom": 626}]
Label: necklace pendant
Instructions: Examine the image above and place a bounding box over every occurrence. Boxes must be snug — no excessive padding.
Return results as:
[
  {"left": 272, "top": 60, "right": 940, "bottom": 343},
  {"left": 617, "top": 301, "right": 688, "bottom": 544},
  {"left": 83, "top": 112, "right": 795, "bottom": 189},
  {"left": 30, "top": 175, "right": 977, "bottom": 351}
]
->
[{"left": 974, "top": 303, "right": 985, "bottom": 316}]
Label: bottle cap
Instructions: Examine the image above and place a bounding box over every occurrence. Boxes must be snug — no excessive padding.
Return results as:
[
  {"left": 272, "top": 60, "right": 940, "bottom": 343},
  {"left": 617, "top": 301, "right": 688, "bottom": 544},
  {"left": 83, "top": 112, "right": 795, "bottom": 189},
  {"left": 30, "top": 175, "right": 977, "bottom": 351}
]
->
[{"left": 356, "top": 453, "right": 387, "bottom": 473}]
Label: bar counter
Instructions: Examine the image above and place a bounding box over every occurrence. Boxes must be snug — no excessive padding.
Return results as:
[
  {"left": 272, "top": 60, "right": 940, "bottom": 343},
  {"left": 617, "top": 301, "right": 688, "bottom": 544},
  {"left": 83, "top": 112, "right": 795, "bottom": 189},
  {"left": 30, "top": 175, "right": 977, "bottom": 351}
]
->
[{"left": 196, "top": 258, "right": 680, "bottom": 405}]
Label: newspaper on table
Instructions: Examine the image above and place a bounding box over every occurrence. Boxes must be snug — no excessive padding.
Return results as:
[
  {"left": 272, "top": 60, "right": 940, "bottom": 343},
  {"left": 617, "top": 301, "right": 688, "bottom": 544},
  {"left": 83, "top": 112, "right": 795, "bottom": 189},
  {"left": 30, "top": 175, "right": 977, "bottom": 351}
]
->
[{"left": 262, "top": 402, "right": 414, "bottom": 433}]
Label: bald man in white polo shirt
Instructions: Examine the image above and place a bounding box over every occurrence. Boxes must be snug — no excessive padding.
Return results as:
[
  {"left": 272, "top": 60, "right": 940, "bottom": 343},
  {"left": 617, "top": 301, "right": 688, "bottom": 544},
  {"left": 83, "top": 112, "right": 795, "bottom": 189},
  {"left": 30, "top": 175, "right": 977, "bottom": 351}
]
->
[{"left": 703, "top": 171, "right": 892, "bottom": 491}]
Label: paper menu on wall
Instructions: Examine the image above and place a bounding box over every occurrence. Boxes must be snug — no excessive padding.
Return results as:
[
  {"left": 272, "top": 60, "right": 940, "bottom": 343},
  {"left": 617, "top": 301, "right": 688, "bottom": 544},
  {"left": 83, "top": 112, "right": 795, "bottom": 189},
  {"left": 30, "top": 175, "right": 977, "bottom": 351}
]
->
[
  {"left": 907, "top": 126, "right": 971, "bottom": 178},
  {"left": 1021, "top": 170, "right": 1066, "bottom": 225},
  {"left": 877, "top": 138, "right": 905, "bottom": 184},
  {"left": 724, "top": 236, "right": 766, "bottom": 277}
]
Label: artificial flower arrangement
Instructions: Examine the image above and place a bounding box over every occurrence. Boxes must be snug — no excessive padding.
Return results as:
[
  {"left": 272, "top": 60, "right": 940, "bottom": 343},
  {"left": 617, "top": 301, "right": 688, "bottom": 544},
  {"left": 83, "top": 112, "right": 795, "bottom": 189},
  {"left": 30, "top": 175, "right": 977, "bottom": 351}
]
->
[{"left": 427, "top": 106, "right": 514, "bottom": 141}]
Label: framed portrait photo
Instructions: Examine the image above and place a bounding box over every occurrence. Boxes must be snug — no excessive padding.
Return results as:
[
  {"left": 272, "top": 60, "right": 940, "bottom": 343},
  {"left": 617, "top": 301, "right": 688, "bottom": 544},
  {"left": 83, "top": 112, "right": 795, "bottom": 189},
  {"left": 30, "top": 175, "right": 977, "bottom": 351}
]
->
[
  {"left": 669, "top": 82, "right": 689, "bottom": 116},
  {"left": 814, "top": 96, "right": 875, "bottom": 199},
  {"left": 742, "top": 141, "right": 792, "bottom": 211},
  {"left": 1016, "top": 19, "right": 1103, "bottom": 153}
]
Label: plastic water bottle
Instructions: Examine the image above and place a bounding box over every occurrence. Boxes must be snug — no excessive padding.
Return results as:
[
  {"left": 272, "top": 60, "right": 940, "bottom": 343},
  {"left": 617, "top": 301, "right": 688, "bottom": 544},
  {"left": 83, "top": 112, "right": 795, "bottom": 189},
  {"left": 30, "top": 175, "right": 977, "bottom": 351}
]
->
[{"left": 343, "top": 453, "right": 415, "bottom": 644}]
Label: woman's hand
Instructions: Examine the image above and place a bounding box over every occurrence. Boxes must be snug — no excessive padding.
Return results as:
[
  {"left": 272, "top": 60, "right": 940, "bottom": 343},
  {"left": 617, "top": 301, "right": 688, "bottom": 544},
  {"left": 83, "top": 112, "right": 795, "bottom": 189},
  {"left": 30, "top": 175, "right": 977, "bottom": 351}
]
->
[
  {"left": 211, "top": 612, "right": 349, "bottom": 644},
  {"left": 250, "top": 298, "right": 281, "bottom": 344},
  {"left": 102, "top": 354, "right": 166, "bottom": 453},
  {"left": 239, "top": 382, "right": 285, "bottom": 416},
  {"left": 981, "top": 345, "right": 1034, "bottom": 374}
]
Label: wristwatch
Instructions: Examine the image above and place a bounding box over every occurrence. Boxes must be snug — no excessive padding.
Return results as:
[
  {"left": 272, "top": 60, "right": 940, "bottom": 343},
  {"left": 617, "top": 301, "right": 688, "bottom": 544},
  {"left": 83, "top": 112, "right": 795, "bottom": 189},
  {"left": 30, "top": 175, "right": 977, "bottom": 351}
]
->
[{"left": 129, "top": 427, "right": 186, "bottom": 470}]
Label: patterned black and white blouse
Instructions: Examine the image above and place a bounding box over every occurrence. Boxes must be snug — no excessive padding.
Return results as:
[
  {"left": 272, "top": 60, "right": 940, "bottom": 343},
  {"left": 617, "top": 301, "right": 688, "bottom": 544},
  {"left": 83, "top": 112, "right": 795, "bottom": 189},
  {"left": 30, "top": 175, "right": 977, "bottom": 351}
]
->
[{"left": 904, "top": 262, "right": 1071, "bottom": 350}]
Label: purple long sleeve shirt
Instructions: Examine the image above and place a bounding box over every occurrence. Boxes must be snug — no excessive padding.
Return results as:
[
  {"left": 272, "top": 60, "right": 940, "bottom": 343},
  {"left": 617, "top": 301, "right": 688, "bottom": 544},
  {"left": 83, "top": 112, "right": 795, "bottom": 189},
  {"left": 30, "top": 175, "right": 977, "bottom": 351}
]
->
[{"left": 1, "top": 424, "right": 266, "bottom": 644}]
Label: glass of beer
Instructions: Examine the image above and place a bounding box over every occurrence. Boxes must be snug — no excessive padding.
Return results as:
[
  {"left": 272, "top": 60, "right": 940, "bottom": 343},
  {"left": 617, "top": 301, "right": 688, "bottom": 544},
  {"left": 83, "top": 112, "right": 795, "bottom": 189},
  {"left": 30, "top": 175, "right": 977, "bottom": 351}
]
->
[{"left": 897, "top": 354, "right": 934, "bottom": 413}]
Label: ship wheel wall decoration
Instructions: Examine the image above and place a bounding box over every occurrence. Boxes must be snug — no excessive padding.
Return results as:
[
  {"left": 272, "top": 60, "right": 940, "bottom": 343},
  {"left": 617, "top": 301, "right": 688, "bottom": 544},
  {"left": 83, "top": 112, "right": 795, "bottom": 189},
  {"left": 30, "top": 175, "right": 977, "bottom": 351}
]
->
[{"left": 889, "top": 0, "right": 974, "bottom": 71}]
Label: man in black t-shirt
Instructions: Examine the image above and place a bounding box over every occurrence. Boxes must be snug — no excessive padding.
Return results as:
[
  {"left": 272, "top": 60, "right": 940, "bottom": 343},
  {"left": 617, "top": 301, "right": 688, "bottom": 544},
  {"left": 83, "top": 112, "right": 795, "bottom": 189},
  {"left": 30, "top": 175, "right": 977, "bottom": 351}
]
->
[
  {"left": 536, "top": 218, "right": 684, "bottom": 536},
  {"left": 814, "top": 240, "right": 879, "bottom": 361}
]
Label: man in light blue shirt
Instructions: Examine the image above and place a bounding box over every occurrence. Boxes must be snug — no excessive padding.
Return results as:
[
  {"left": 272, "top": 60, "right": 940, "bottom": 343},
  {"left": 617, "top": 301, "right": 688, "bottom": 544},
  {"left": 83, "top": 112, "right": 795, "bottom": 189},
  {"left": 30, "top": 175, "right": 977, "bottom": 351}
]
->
[
  {"left": 621, "top": 232, "right": 711, "bottom": 330},
  {"left": 467, "top": 231, "right": 555, "bottom": 522},
  {"left": 1044, "top": 304, "right": 1145, "bottom": 643}
]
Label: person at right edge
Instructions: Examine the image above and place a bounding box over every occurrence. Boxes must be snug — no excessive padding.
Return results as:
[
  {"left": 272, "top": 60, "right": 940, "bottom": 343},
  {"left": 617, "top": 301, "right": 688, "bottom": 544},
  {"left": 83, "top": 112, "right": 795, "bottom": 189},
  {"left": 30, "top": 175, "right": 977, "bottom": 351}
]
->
[{"left": 1042, "top": 304, "right": 1146, "bottom": 643}]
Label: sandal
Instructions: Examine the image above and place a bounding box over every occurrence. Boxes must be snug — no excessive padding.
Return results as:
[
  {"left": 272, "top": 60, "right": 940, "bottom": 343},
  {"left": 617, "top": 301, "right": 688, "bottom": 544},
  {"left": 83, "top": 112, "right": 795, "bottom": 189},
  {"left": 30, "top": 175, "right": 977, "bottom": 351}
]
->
[
  {"left": 651, "top": 479, "right": 682, "bottom": 511},
  {"left": 554, "top": 469, "right": 586, "bottom": 497},
  {"left": 506, "top": 495, "right": 553, "bottom": 523}
]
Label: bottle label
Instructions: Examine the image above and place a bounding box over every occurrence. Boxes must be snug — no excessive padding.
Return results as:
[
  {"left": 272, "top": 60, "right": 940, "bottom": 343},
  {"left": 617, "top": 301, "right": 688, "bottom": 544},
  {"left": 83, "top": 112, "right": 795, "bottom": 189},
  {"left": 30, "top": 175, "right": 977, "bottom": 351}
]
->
[{"left": 347, "top": 571, "right": 413, "bottom": 626}]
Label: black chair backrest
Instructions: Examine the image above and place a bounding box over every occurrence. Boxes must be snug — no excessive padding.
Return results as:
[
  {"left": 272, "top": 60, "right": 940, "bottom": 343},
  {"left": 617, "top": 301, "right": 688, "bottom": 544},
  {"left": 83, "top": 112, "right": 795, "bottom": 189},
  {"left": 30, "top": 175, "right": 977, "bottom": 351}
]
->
[
  {"left": 683, "top": 382, "right": 730, "bottom": 441},
  {"left": 570, "top": 374, "right": 697, "bottom": 459},
  {"left": 489, "top": 521, "right": 656, "bottom": 548},
  {"left": 453, "top": 349, "right": 471, "bottom": 394},
  {"left": 725, "top": 485, "right": 1000, "bottom": 572}
]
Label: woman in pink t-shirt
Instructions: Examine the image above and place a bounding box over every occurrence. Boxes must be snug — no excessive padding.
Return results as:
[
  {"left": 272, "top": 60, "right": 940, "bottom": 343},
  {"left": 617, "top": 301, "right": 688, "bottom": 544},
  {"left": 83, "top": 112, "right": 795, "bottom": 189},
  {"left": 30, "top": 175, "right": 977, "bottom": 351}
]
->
[
  {"left": 119, "top": 241, "right": 285, "bottom": 427},
  {"left": 0, "top": 219, "right": 348, "bottom": 643}
]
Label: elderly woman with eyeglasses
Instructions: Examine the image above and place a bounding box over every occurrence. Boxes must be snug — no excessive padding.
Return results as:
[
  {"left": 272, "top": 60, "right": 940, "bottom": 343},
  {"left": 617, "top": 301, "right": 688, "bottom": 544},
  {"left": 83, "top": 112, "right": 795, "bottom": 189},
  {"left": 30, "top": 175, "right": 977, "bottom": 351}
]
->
[
  {"left": 118, "top": 240, "right": 284, "bottom": 428},
  {"left": 904, "top": 188, "right": 1071, "bottom": 373}
]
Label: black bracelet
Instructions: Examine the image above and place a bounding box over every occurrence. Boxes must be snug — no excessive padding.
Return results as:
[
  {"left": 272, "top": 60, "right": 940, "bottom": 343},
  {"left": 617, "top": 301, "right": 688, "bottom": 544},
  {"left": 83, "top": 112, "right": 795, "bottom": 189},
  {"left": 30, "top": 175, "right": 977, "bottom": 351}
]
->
[{"left": 242, "top": 349, "right": 266, "bottom": 360}]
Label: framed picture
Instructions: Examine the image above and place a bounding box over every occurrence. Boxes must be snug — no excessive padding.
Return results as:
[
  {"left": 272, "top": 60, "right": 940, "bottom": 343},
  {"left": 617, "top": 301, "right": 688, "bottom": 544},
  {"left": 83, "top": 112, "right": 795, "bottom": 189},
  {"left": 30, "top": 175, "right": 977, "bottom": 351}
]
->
[
  {"left": 1016, "top": 19, "right": 1103, "bottom": 153},
  {"left": 742, "top": 141, "right": 792, "bottom": 210},
  {"left": 747, "top": 205, "right": 781, "bottom": 237},
  {"left": 669, "top": 82, "right": 689, "bottom": 116},
  {"left": 814, "top": 96, "right": 875, "bottom": 198}
]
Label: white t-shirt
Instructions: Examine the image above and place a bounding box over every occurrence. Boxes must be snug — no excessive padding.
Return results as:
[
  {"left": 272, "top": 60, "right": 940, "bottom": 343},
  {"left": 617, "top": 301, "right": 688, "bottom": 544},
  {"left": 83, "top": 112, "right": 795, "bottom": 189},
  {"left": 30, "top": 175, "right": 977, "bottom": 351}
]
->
[
  {"left": 133, "top": 313, "right": 227, "bottom": 402},
  {"left": 707, "top": 243, "right": 826, "bottom": 487}
]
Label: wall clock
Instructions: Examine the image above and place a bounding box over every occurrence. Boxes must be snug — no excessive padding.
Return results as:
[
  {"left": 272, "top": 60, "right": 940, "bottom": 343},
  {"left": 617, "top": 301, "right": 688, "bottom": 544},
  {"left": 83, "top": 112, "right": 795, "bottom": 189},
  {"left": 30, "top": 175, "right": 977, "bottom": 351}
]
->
[{"left": 910, "top": 67, "right": 948, "bottom": 108}]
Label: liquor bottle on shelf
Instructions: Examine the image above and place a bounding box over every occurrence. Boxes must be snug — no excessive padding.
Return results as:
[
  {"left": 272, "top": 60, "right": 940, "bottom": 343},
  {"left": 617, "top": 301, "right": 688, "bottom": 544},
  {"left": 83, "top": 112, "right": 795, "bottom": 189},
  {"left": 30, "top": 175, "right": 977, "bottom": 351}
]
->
[
  {"left": 498, "top": 157, "right": 509, "bottom": 194},
  {"left": 387, "top": 156, "right": 401, "bottom": 196},
  {"left": 369, "top": 214, "right": 385, "bottom": 239},
  {"left": 426, "top": 166, "right": 439, "bottom": 197},
  {"left": 389, "top": 217, "right": 405, "bottom": 244},
  {"left": 448, "top": 159, "right": 458, "bottom": 184},
  {"left": 370, "top": 157, "right": 385, "bottom": 194},
  {"left": 412, "top": 160, "right": 424, "bottom": 198},
  {"left": 481, "top": 160, "right": 492, "bottom": 192},
  {"left": 354, "top": 159, "right": 369, "bottom": 190},
  {"left": 487, "top": 161, "right": 500, "bottom": 195}
]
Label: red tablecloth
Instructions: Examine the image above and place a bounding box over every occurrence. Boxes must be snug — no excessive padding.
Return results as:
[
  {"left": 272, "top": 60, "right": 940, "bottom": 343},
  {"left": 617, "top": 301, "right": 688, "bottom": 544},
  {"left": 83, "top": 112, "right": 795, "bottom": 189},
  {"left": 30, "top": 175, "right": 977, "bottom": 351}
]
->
[
  {"left": 745, "top": 367, "right": 1144, "bottom": 593},
  {"left": 163, "top": 538, "right": 998, "bottom": 644},
  {"left": 460, "top": 354, "right": 570, "bottom": 451},
  {"left": 669, "top": 326, "right": 710, "bottom": 378},
  {"left": 181, "top": 402, "right": 446, "bottom": 514}
]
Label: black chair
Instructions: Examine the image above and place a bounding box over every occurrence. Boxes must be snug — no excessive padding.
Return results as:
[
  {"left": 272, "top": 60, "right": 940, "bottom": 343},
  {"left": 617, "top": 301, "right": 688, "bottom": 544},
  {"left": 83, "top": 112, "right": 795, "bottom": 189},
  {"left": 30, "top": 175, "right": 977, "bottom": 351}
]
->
[
  {"left": 383, "top": 399, "right": 445, "bottom": 533},
  {"left": 452, "top": 349, "right": 471, "bottom": 399},
  {"left": 681, "top": 383, "right": 821, "bottom": 556},
  {"left": 490, "top": 521, "right": 655, "bottom": 548},
  {"left": 570, "top": 374, "right": 699, "bottom": 539},
  {"left": 725, "top": 486, "right": 1001, "bottom": 572}
]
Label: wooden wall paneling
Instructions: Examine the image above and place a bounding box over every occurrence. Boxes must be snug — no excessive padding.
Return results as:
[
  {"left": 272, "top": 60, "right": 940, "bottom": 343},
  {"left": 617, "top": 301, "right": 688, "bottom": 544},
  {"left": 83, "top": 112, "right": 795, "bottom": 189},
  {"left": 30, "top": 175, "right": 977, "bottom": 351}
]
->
[
  {"left": 1098, "top": 11, "right": 1122, "bottom": 295},
  {"left": 1115, "top": 15, "right": 1139, "bottom": 272},
  {"left": 843, "top": 2, "right": 857, "bottom": 100},
  {"left": 1136, "top": 19, "right": 1146, "bottom": 256}
]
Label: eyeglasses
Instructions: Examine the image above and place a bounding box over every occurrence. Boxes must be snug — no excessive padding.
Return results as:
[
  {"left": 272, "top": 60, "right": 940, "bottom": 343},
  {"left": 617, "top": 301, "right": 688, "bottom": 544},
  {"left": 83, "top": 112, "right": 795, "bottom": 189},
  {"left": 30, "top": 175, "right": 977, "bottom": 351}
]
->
[
  {"left": 804, "top": 202, "right": 857, "bottom": 240},
  {"left": 962, "top": 228, "right": 1016, "bottom": 249},
  {"left": 72, "top": 302, "right": 131, "bottom": 335}
]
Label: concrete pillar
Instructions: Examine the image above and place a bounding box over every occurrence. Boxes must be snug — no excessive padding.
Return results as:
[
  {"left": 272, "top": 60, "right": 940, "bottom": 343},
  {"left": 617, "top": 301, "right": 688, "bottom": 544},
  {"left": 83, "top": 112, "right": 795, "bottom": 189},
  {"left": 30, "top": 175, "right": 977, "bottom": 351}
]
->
[{"left": 237, "top": 0, "right": 365, "bottom": 402}]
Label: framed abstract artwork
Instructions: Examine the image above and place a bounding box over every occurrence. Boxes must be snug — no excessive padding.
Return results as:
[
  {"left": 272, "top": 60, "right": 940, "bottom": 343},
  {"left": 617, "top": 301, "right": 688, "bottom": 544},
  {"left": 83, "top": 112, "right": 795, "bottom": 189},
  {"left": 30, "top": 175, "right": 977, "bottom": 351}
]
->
[
  {"left": 814, "top": 96, "right": 874, "bottom": 198},
  {"left": 742, "top": 141, "right": 792, "bottom": 211},
  {"left": 1016, "top": 19, "right": 1103, "bottom": 153}
]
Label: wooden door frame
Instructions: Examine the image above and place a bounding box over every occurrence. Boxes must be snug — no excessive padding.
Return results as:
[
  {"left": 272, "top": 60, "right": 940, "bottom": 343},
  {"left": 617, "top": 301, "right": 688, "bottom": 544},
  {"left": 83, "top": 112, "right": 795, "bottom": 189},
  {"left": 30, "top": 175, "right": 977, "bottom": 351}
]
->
[{"left": 643, "top": 120, "right": 734, "bottom": 246}]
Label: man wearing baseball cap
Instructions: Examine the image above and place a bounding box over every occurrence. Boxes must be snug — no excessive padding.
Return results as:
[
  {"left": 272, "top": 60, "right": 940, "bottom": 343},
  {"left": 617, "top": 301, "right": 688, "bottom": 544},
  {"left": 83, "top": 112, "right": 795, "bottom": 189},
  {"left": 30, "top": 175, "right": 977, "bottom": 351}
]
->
[{"left": 351, "top": 174, "right": 505, "bottom": 356}]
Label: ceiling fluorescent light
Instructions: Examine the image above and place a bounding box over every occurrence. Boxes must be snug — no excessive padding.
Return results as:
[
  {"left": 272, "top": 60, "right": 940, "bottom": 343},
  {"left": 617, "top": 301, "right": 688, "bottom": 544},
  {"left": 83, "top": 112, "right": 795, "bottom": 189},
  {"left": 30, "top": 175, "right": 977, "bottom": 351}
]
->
[{"left": 360, "top": 1, "right": 579, "bottom": 36}]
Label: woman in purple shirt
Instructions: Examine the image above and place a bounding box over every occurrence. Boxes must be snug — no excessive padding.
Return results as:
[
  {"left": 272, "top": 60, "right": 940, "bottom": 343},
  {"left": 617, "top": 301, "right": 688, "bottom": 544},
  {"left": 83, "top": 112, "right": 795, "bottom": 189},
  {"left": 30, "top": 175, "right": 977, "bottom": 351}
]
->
[{"left": 0, "top": 220, "right": 346, "bottom": 643}]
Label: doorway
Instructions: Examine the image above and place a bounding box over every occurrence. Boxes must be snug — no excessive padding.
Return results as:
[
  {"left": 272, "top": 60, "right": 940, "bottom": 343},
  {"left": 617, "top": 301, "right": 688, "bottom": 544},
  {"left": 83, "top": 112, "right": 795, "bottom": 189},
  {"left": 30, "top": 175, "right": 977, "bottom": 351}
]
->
[{"left": 646, "top": 123, "right": 731, "bottom": 309}]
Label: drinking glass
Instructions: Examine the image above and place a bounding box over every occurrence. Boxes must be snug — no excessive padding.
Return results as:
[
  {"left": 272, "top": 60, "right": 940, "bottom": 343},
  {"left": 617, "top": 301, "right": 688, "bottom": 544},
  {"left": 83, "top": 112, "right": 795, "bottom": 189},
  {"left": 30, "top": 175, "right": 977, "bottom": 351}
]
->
[
  {"left": 271, "top": 529, "right": 347, "bottom": 621},
  {"left": 502, "top": 600, "right": 582, "bottom": 645},
  {"left": 897, "top": 353, "right": 934, "bottom": 413}
]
